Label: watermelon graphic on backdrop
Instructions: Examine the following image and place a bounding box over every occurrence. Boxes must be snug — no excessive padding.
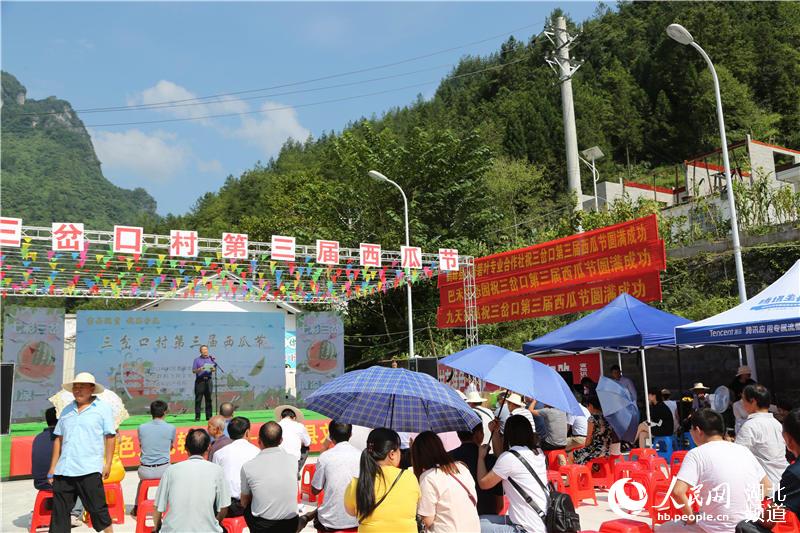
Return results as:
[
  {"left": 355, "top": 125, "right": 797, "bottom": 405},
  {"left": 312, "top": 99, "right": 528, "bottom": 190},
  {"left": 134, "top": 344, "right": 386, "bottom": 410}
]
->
[
  {"left": 307, "top": 340, "right": 337, "bottom": 372},
  {"left": 16, "top": 341, "right": 56, "bottom": 382}
]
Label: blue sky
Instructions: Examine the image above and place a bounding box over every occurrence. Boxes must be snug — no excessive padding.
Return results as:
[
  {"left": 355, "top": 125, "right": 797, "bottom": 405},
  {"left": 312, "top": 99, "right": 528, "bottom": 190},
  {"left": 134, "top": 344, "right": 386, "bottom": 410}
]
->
[{"left": 3, "top": 1, "right": 600, "bottom": 216}]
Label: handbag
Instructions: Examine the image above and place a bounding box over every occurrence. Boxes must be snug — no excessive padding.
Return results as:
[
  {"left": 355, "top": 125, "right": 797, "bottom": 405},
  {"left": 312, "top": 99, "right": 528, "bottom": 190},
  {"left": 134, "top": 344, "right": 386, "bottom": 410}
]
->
[{"left": 508, "top": 450, "right": 581, "bottom": 533}]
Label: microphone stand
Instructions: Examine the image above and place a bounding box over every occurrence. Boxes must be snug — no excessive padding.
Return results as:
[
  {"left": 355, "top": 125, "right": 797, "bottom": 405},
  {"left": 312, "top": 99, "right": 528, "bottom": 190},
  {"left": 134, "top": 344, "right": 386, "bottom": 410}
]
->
[{"left": 209, "top": 354, "right": 225, "bottom": 417}]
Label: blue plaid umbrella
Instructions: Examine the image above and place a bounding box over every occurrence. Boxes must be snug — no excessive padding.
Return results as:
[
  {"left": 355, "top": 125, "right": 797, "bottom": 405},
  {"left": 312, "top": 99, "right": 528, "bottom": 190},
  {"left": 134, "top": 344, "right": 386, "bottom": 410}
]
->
[
  {"left": 596, "top": 376, "right": 640, "bottom": 442},
  {"left": 305, "top": 366, "right": 481, "bottom": 433}
]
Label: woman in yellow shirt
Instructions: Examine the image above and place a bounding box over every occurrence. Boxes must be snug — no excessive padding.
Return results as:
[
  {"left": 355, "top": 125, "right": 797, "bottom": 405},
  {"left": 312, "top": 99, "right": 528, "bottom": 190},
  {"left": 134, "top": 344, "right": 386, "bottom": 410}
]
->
[{"left": 344, "top": 428, "right": 420, "bottom": 533}]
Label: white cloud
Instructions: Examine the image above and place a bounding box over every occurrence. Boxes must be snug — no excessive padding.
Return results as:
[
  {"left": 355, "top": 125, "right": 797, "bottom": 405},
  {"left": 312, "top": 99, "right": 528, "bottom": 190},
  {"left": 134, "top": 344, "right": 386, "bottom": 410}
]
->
[
  {"left": 129, "top": 80, "right": 248, "bottom": 123},
  {"left": 91, "top": 129, "right": 189, "bottom": 182},
  {"left": 197, "top": 159, "right": 224, "bottom": 174},
  {"left": 231, "top": 101, "right": 310, "bottom": 157}
]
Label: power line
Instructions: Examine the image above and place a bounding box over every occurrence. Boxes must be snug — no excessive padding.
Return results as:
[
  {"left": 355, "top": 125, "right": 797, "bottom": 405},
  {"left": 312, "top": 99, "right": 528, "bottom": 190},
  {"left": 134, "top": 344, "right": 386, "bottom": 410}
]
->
[
  {"left": 22, "top": 21, "right": 544, "bottom": 117},
  {"left": 83, "top": 56, "right": 532, "bottom": 128}
]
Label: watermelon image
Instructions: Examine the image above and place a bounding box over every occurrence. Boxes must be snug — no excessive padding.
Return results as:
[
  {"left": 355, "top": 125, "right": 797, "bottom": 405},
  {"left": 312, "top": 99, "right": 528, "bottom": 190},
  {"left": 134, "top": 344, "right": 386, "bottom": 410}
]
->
[
  {"left": 16, "top": 341, "right": 56, "bottom": 382},
  {"left": 307, "top": 340, "right": 338, "bottom": 372}
]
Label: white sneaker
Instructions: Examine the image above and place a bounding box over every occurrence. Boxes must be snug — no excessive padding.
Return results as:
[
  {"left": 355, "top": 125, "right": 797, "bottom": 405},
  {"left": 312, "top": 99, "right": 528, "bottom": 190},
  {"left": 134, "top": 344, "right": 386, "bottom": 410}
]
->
[{"left": 70, "top": 516, "right": 83, "bottom": 528}]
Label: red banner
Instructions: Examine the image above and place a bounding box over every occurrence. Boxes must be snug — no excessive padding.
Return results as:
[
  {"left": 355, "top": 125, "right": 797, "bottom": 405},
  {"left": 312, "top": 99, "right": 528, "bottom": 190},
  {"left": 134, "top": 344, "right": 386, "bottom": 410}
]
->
[
  {"left": 439, "top": 240, "right": 665, "bottom": 307},
  {"left": 439, "top": 214, "right": 659, "bottom": 287},
  {"left": 532, "top": 353, "right": 602, "bottom": 385},
  {"left": 437, "top": 270, "right": 662, "bottom": 328},
  {"left": 8, "top": 419, "right": 331, "bottom": 478}
]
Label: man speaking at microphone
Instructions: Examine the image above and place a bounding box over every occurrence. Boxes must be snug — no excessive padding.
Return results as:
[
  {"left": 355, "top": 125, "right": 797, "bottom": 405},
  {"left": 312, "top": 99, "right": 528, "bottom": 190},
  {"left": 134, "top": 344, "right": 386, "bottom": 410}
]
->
[{"left": 193, "top": 345, "right": 216, "bottom": 421}]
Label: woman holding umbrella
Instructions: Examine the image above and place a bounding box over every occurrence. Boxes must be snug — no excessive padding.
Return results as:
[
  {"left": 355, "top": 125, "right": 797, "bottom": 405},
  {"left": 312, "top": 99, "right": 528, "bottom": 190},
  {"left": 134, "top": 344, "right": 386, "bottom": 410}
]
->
[
  {"left": 344, "top": 428, "right": 420, "bottom": 532},
  {"left": 571, "top": 396, "right": 613, "bottom": 465}
]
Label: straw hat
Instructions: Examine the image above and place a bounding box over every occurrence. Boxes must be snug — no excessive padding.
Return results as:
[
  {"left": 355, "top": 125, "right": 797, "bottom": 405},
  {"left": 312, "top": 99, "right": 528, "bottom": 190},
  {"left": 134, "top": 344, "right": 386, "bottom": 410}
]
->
[
  {"left": 62, "top": 372, "right": 105, "bottom": 394},
  {"left": 691, "top": 382, "right": 710, "bottom": 391},
  {"left": 466, "top": 391, "right": 486, "bottom": 405},
  {"left": 274, "top": 404, "right": 305, "bottom": 422},
  {"left": 736, "top": 366, "right": 752, "bottom": 377},
  {"left": 505, "top": 392, "right": 525, "bottom": 406}
]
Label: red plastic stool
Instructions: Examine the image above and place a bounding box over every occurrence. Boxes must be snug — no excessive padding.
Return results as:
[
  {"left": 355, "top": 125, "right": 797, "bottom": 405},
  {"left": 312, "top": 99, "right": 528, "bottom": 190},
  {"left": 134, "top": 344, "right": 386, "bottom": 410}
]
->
[
  {"left": 649, "top": 478, "right": 682, "bottom": 526},
  {"left": 773, "top": 510, "right": 800, "bottom": 533},
  {"left": 625, "top": 470, "right": 662, "bottom": 509},
  {"left": 135, "top": 478, "right": 160, "bottom": 508},
  {"left": 629, "top": 448, "right": 656, "bottom": 462},
  {"left": 559, "top": 464, "right": 597, "bottom": 506},
  {"left": 588, "top": 457, "right": 615, "bottom": 489},
  {"left": 669, "top": 450, "right": 688, "bottom": 477},
  {"left": 297, "top": 464, "right": 317, "bottom": 504},
  {"left": 29, "top": 490, "right": 54, "bottom": 533},
  {"left": 599, "top": 518, "right": 652, "bottom": 532},
  {"left": 613, "top": 460, "right": 643, "bottom": 482},
  {"left": 318, "top": 529, "right": 358, "bottom": 533},
  {"left": 547, "top": 470, "right": 565, "bottom": 491},
  {"left": 135, "top": 501, "right": 164, "bottom": 533},
  {"left": 85, "top": 482, "right": 125, "bottom": 526},
  {"left": 222, "top": 516, "right": 247, "bottom": 533},
  {"left": 638, "top": 455, "right": 669, "bottom": 480},
  {"left": 545, "top": 449, "right": 568, "bottom": 471},
  {"left": 500, "top": 496, "right": 510, "bottom": 516}
]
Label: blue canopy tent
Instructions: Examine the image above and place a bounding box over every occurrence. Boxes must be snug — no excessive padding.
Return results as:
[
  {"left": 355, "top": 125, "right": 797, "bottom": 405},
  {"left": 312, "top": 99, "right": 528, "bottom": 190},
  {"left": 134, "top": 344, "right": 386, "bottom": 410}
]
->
[{"left": 522, "top": 293, "right": 691, "bottom": 440}]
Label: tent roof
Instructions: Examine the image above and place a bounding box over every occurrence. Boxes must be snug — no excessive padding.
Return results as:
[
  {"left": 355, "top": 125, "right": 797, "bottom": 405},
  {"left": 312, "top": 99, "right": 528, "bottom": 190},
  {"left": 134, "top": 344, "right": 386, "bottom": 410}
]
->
[
  {"left": 675, "top": 260, "right": 800, "bottom": 345},
  {"left": 522, "top": 293, "right": 691, "bottom": 354}
]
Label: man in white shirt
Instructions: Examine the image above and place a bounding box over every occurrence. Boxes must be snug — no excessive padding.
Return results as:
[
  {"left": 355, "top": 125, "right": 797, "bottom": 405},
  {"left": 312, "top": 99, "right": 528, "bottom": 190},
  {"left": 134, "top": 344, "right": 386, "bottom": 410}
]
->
[
  {"left": 275, "top": 405, "right": 311, "bottom": 474},
  {"left": 735, "top": 384, "right": 788, "bottom": 496},
  {"left": 211, "top": 416, "right": 259, "bottom": 517},
  {"left": 311, "top": 421, "right": 361, "bottom": 531},
  {"left": 496, "top": 393, "right": 536, "bottom": 435},
  {"left": 467, "top": 391, "right": 494, "bottom": 447},
  {"left": 656, "top": 408, "right": 770, "bottom": 533},
  {"left": 566, "top": 402, "right": 591, "bottom": 452}
]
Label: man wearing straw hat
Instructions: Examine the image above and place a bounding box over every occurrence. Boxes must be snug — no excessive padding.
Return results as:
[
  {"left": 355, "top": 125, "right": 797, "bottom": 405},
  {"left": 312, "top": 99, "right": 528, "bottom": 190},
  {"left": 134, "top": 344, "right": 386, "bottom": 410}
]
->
[
  {"left": 47, "top": 372, "right": 116, "bottom": 533},
  {"left": 466, "top": 391, "right": 494, "bottom": 446},
  {"left": 691, "top": 382, "right": 712, "bottom": 411}
]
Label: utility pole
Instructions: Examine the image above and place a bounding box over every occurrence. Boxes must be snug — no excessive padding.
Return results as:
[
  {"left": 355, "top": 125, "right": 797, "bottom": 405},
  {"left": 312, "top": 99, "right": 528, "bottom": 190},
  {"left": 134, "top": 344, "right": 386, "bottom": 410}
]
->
[{"left": 546, "top": 16, "right": 583, "bottom": 210}]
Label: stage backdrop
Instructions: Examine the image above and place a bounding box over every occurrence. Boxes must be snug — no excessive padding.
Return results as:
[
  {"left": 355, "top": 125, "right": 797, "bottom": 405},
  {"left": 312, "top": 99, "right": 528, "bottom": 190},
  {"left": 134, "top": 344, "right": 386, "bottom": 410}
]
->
[
  {"left": 295, "top": 312, "right": 344, "bottom": 404},
  {"left": 2, "top": 306, "right": 65, "bottom": 422},
  {"left": 76, "top": 311, "right": 285, "bottom": 414}
]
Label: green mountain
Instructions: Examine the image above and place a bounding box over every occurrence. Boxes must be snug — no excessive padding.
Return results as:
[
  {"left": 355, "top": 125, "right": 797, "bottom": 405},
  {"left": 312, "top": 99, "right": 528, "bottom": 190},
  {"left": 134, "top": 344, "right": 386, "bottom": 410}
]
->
[{"left": 1, "top": 71, "right": 157, "bottom": 227}]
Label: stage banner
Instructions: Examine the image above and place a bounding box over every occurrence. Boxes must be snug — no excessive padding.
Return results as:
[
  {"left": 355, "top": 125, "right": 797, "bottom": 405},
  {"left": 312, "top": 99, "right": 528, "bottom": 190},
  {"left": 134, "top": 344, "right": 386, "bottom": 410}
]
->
[
  {"left": 285, "top": 330, "right": 297, "bottom": 368},
  {"left": 439, "top": 240, "right": 665, "bottom": 307},
  {"left": 439, "top": 214, "right": 660, "bottom": 287},
  {"left": 437, "top": 270, "right": 662, "bottom": 328},
  {"left": 532, "top": 353, "right": 602, "bottom": 386},
  {"left": 2, "top": 306, "right": 65, "bottom": 422},
  {"left": 295, "top": 312, "right": 344, "bottom": 404},
  {"left": 75, "top": 311, "right": 285, "bottom": 414}
]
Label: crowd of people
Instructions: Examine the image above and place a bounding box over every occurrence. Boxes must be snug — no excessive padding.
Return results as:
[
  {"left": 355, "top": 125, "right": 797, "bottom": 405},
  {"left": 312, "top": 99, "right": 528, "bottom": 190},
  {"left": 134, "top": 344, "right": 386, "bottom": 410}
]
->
[{"left": 32, "top": 366, "right": 800, "bottom": 533}]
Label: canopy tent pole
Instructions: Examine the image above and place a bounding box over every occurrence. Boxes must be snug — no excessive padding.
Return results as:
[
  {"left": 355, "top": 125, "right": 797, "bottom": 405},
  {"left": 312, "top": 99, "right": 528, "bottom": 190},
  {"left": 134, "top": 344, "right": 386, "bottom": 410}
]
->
[
  {"left": 640, "top": 348, "right": 652, "bottom": 444},
  {"left": 676, "top": 346, "right": 683, "bottom": 397},
  {"left": 617, "top": 352, "right": 623, "bottom": 371},
  {"left": 737, "top": 346, "right": 744, "bottom": 366},
  {"left": 767, "top": 343, "right": 775, "bottom": 398}
]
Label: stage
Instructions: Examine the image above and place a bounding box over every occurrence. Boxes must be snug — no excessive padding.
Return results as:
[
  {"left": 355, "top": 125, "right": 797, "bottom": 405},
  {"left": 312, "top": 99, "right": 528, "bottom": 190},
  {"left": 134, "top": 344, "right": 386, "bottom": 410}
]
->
[{"left": 1, "top": 409, "right": 328, "bottom": 479}]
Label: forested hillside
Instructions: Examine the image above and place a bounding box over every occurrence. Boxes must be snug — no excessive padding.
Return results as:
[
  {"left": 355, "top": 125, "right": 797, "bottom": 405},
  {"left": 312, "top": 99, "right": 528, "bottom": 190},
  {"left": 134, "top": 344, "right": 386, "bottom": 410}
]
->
[
  {"left": 1, "top": 72, "right": 158, "bottom": 227},
  {"left": 141, "top": 3, "right": 799, "bottom": 364}
]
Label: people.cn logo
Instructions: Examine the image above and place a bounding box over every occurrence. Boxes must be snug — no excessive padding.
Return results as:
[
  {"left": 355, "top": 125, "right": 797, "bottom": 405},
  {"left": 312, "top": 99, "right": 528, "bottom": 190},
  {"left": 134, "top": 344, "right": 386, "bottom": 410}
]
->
[{"left": 608, "top": 477, "right": 649, "bottom": 518}]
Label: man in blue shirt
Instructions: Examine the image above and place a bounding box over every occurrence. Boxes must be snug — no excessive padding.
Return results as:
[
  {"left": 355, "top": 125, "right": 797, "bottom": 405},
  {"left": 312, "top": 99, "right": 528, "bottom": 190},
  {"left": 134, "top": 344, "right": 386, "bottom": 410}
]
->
[
  {"left": 192, "top": 345, "right": 216, "bottom": 421},
  {"left": 131, "top": 400, "right": 176, "bottom": 516},
  {"left": 48, "top": 372, "right": 116, "bottom": 533},
  {"left": 31, "top": 407, "right": 84, "bottom": 527}
]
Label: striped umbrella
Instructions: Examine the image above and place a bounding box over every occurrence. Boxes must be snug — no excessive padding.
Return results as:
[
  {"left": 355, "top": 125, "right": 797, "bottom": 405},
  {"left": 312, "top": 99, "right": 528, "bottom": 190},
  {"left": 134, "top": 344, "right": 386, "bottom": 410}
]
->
[{"left": 305, "top": 366, "right": 481, "bottom": 433}]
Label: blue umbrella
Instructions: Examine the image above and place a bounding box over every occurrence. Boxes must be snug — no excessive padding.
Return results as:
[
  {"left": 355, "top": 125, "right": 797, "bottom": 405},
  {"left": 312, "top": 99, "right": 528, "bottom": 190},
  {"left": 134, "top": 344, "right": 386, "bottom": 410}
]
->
[
  {"left": 439, "top": 344, "right": 584, "bottom": 416},
  {"left": 305, "top": 366, "right": 481, "bottom": 433},
  {"left": 595, "top": 377, "right": 639, "bottom": 442}
]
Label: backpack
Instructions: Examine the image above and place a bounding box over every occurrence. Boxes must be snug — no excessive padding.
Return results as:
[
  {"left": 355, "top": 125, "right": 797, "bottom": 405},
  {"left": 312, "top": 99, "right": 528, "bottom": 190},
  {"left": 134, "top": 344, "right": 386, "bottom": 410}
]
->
[{"left": 507, "top": 449, "right": 581, "bottom": 533}]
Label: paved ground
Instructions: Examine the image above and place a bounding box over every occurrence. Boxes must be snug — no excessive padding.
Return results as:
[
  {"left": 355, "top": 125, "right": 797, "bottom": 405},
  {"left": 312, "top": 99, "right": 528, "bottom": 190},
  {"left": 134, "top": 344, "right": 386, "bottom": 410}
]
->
[{"left": 2, "top": 461, "right": 651, "bottom": 532}]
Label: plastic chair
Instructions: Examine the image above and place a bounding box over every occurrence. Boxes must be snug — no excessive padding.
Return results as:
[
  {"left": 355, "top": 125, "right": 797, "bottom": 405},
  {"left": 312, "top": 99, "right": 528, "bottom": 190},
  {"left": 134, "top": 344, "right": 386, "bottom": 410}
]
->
[
  {"left": 649, "top": 477, "right": 681, "bottom": 527},
  {"left": 682, "top": 432, "right": 696, "bottom": 450},
  {"left": 499, "top": 496, "right": 510, "bottom": 516},
  {"left": 628, "top": 448, "right": 656, "bottom": 462},
  {"left": 613, "top": 460, "right": 643, "bottom": 483},
  {"left": 626, "top": 470, "right": 662, "bottom": 509},
  {"left": 559, "top": 464, "right": 597, "bottom": 506},
  {"left": 135, "top": 478, "right": 160, "bottom": 509},
  {"left": 544, "top": 449, "right": 568, "bottom": 471},
  {"left": 221, "top": 516, "right": 248, "bottom": 533},
  {"left": 29, "top": 490, "right": 54, "bottom": 533},
  {"left": 547, "top": 470, "right": 565, "bottom": 491},
  {"left": 652, "top": 436, "right": 676, "bottom": 462},
  {"left": 297, "top": 464, "right": 317, "bottom": 504},
  {"left": 134, "top": 501, "right": 164, "bottom": 533},
  {"left": 85, "top": 482, "right": 125, "bottom": 526},
  {"left": 773, "top": 510, "right": 800, "bottom": 533},
  {"left": 598, "top": 518, "right": 652, "bottom": 532},
  {"left": 669, "top": 450, "right": 688, "bottom": 477},
  {"left": 587, "top": 457, "right": 615, "bottom": 489},
  {"left": 638, "top": 455, "right": 669, "bottom": 480}
]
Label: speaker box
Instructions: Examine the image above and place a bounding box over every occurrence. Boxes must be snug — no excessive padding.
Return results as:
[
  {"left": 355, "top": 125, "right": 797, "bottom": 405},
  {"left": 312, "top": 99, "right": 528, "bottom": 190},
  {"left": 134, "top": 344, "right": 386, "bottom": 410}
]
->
[{"left": 1, "top": 363, "right": 13, "bottom": 435}]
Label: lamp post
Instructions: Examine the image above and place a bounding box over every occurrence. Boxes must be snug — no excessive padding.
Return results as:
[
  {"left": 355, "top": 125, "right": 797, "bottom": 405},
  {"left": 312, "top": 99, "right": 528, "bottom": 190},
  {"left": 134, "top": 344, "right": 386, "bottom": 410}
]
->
[
  {"left": 580, "top": 146, "right": 605, "bottom": 211},
  {"left": 368, "top": 170, "right": 415, "bottom": 362},
  {"left": 667, "top": 23, "right": 756, "bottom": 378}
]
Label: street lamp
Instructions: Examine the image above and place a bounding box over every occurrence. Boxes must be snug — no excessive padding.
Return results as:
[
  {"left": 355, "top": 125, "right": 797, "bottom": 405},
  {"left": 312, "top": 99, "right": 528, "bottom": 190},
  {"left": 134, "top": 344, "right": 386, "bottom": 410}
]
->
[
  {"left": 667, "top": 23, "right": 756, "bottom": 377},
  {"left": 580, "top": 146, "right": 604, "bottom": 211},
  {"left": 368, "top": 170, "right": 415, "bottom": 362}
]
